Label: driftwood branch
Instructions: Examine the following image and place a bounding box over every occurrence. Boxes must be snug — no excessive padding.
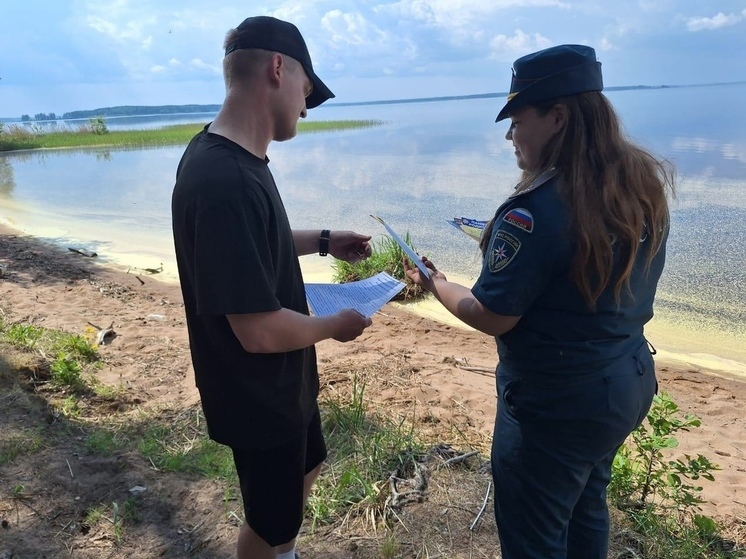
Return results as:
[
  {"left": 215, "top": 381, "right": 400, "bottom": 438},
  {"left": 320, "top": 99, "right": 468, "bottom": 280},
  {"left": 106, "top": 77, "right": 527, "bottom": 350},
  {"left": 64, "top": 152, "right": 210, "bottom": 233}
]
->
[
  {"left": 470, "top": 480, "right": 492, "bottom": 531},
  {"left": 87, "top": 321, "right": 116, "bottom": 345},
  {"left": 67, "top": 247, "right": 97, "bottom": 258},
  {"left": 442, "top": 450, "right": 480, "bottom": 467}
]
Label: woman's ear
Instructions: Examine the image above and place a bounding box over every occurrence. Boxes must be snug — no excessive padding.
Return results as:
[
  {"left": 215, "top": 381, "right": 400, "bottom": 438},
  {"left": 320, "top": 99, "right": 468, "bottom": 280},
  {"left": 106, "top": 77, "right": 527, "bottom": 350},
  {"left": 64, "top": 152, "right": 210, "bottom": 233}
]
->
[{"left": 551, "top": 104, "right": 568, "bottom": 133}]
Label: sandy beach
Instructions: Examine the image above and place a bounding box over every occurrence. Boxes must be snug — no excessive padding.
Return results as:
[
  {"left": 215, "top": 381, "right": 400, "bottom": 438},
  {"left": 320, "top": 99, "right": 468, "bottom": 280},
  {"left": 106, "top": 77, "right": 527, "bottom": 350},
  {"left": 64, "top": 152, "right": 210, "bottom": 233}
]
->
[{"left": 0, "top": 223, "right": 744, "bottom": 557}]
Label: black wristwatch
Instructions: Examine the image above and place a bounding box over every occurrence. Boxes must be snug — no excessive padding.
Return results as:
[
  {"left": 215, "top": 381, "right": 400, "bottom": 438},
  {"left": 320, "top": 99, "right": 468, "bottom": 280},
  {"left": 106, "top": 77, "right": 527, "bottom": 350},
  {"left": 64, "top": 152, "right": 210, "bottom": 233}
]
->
[{"left": 319, "top": 229, "right": 331, "bottom": 257}]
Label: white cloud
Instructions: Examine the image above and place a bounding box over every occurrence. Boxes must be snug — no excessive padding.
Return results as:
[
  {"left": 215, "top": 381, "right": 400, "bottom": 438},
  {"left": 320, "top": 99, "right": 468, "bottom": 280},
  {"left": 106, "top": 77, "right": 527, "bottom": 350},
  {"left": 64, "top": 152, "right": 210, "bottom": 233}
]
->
[
  {"left": 189, "top": 58, "right": 221, "bottom": 75},
  {"left": 489, "top": 29, "right": 552, "bottom": 61},
  {"left": 599, "top": 37, "right": 616, "bottom": 51},
  {"left": 684, "top": 11, "right": 742, "bottom": 32},
  {"left": 321, "top": 9, "right": 388, "bottom": 46}
]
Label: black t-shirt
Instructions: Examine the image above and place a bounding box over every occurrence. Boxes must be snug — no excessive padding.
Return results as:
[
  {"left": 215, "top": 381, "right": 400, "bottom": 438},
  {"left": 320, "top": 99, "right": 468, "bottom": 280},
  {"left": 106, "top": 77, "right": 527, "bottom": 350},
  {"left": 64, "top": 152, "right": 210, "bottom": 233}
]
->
[{"left": 171, "top": 127, "right": 318, "bottom": 449}]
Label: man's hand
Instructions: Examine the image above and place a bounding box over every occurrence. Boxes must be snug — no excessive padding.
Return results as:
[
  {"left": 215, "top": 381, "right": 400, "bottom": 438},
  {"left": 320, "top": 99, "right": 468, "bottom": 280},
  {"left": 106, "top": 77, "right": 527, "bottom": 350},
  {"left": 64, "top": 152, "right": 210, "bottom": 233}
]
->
[
  {"left": 329, "top": 231, "right": 372, "bottom": 263},
  {"left": 331, "top": 308, "right": 372, "bottom": 342}
]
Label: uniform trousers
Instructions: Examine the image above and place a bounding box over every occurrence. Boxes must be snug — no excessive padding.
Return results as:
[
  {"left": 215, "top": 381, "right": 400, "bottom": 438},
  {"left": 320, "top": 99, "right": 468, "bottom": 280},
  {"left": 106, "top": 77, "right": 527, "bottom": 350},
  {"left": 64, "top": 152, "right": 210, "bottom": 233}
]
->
[{"left": 491, "top": 344, "right": 656, "bottom": 559}]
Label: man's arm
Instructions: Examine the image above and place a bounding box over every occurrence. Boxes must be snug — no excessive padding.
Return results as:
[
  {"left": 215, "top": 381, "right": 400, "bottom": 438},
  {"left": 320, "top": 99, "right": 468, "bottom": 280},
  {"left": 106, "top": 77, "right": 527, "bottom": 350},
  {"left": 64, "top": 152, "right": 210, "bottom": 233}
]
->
[
  {"left": 227, "top": 307, "right": 371, "bottom": 353},
  {"left": 293, "top": 229, "right": 372, "bottom": 261},
  {"left": 293, "top": 229, "right": 325, "bottom": 256}
]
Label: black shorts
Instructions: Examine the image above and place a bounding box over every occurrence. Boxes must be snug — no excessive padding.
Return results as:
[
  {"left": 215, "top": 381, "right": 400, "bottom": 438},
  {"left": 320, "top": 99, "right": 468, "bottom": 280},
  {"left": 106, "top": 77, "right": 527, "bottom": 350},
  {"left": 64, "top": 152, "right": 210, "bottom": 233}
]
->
[{"left": 231, "top": 407, "right": 327, "bottom": 547}]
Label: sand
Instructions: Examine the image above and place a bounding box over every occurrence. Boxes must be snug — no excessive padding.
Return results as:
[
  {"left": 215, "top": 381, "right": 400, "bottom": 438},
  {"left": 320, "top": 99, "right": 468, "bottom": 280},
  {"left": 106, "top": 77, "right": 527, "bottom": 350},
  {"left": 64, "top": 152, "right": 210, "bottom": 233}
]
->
[{"left": 0, "top": 224, "right": 744, "bottom": 557}]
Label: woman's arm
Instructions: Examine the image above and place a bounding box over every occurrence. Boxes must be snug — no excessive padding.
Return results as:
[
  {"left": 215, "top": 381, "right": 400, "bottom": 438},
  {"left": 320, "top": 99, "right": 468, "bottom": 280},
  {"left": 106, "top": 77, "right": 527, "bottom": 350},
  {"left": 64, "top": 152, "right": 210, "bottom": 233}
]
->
[{"left": 405, "top": 257, "right": 520, "bottom": 337}]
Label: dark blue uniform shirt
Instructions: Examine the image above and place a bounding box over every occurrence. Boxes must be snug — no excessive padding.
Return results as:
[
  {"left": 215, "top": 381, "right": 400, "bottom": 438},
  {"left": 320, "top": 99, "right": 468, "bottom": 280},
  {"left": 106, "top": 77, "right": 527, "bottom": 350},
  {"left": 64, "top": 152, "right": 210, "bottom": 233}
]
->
[{"left": 472, "top": 170, "right": 667, "bottom": 379}]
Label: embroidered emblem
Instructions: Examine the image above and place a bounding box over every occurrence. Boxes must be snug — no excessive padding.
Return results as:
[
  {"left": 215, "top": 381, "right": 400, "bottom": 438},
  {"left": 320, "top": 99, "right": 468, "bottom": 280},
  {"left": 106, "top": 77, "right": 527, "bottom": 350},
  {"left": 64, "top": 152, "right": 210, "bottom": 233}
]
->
[
  {"left": 488, "top": 230, "right": 521, "bottom": 273},
  {"left": 503, "top": 208, "right": 534, "bottom": 234}
]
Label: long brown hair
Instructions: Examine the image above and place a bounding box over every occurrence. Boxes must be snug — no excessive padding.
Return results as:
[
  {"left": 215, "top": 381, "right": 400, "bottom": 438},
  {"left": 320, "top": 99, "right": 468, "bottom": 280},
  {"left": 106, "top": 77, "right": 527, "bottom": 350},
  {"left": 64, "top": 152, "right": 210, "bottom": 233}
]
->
[{"left": 482, "top": 91, "right": 674, "bottom": 309}]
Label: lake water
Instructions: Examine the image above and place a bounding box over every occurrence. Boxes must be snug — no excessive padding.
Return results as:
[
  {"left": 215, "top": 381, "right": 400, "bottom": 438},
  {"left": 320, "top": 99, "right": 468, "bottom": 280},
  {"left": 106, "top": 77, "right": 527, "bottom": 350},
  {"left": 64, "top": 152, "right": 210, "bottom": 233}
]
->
[{"left": 1, "top": 84, "right": 745, "bottom": 371}]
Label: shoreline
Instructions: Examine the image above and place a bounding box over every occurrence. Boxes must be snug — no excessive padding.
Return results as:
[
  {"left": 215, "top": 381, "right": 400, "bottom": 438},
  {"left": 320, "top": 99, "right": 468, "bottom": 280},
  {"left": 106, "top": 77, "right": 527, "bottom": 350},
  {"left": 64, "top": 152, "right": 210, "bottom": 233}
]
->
[{"left": 1, "top": 221, "right": 744, "bottom": 380}]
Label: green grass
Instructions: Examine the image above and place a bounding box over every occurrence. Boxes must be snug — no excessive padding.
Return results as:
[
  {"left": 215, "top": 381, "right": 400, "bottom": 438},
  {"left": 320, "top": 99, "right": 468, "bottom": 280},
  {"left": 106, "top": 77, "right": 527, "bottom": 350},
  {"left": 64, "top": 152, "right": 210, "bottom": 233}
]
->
[
  {"left": 0, "top": 119, "right": 384, "bottom": 151},
  {"left": 138, "top": 408, "right": 237, "bottom": 482},
  {"left": 623, "top": 506, "right": 735, "bottom": 558},
  {"left": 332, "top": 233, "right": 425, "bottom": 301},
  {"left": 82, "top": 498, "right": 139, "bottom": 544},
  {"left": 309, "top": 376, "right": 426, "bottom": 527},
  {"left": 0, "top": 320, "right": 99, "bottom": 392},
  {"left": 0, "top": 309, "right": 738, "bottom": 555},
  {"left": 0, "top": 430, "right": 44, "bottom": 466},
  {"left": 84, "top": 429, "right": 126, "bottom": 456}
]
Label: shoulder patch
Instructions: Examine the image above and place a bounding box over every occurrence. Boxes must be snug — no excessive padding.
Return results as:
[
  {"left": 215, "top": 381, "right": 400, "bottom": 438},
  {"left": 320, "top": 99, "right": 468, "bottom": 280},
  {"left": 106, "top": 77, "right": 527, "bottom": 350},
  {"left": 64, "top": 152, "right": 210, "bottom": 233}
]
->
[
  {"left": 488, "top": 230, "right": 521, "bottom": 273},
  {"left": 503, "top": 208, "right": 534, "bottom": 234}
]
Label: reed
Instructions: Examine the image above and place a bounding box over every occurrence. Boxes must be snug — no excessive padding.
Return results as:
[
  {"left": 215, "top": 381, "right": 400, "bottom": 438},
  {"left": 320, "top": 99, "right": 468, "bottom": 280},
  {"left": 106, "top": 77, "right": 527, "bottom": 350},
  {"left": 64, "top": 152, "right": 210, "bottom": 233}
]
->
[{"left": 0, "top": 119, "right": 383, "bottom": 152}]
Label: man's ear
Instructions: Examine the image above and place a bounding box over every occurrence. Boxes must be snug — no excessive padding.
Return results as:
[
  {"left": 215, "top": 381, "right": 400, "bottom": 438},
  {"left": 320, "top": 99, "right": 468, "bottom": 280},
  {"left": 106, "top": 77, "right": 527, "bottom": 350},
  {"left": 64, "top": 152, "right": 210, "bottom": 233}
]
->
[{"left": 268, "top": 53, "right": 284, "bottom": 87}]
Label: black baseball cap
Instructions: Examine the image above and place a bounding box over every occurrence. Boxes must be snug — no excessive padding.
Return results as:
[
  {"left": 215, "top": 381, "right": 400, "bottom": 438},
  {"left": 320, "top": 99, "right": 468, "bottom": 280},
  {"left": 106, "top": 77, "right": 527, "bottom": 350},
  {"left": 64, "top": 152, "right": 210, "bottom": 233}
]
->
[{"left": 224, "top": 16, "right": 334, "bottom": 109}]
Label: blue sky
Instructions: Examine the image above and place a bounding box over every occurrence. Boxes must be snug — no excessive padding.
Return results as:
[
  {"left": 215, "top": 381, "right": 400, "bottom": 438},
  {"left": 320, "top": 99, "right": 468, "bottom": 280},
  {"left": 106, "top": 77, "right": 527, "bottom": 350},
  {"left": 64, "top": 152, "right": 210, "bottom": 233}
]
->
[{"left": 1, "top": 0, "right": 745, "bottom": 117}]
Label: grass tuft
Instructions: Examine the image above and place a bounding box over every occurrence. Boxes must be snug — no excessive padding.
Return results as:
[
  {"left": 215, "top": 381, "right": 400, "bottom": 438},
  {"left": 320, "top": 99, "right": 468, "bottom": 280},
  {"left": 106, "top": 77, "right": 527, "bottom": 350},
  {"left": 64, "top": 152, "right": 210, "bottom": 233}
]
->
[
  {"left": 310, "top": 376, "right": 426, "bottom": 527},
  {"left": 138, "top": 408, "right": 237, "bottom": 482},
  {"left": 332, "top": 233, "right": 425, "bottom": 300},
  {"left": 0, "top": 430, "right": 44, "bottom": 466}
]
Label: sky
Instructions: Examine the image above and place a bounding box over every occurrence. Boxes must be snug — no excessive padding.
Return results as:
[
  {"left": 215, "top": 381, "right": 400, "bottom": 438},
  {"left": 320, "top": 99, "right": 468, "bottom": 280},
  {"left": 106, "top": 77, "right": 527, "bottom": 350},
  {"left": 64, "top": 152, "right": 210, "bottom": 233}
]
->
[{"left": 1, "top": 0, "right": 745, "bottom": 117}]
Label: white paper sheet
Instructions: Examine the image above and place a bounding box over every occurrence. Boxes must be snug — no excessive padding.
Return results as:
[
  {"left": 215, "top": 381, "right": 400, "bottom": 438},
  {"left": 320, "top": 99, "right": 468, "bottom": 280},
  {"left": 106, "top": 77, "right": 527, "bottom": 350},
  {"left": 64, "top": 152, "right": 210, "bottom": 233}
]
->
[
  {"left": 305, "top": 272, "right": 405, "bottom": 318},
  {"left": 370, "top": 215, "right": 430, "bottom": 278}
]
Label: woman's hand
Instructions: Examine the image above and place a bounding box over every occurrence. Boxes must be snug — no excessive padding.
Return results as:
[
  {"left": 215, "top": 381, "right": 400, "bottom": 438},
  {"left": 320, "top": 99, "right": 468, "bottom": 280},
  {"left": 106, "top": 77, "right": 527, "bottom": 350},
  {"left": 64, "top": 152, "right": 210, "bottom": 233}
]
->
[{"left": 403, "top": 256, "right": 447, "bottom": 292}]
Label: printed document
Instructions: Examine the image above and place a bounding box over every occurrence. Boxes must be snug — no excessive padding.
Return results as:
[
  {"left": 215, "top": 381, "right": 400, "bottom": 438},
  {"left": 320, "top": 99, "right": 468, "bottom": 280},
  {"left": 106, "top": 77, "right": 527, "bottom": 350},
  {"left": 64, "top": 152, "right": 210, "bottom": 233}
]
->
[
  {"left": 447, "top": 216, "right": 487, "bottom": 242},
  {"left": 305, "top": 272, "right": 405, "bottom": 318}
]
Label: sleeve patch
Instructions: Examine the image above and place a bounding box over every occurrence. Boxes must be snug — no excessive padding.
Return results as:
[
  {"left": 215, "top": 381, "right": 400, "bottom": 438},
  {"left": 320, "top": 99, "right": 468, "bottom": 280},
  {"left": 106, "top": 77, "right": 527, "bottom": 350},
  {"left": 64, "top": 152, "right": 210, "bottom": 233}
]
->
[
  {"left": 488, "top": 230, "right": 521, "bottom": 273},
  {"left": 503, "top": 208, "right": 534, "bottom": 234}
]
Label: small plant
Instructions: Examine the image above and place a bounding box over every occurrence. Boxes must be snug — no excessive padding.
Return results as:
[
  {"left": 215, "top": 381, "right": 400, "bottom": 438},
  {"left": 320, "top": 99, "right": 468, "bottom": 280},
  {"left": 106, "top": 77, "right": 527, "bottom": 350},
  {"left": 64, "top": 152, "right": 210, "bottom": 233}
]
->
[
  {"left": 610, "top": 392, "right": 719, "bottom": 512},
  {"left": 87, "top": 116, "right": 109, "bottom": 135},
  {"left": 111, "top": 500, "right": 139, "bottom": 543},
  {"left": 50, "top": 352, "right": 84, "bottom": 388},
  {"left": 5, "top": 323, "right": 44, "bottom": 349},
  {"left": 380, "top": 533, "right": 399, "bottom": 558},
  {"left": 609, "top": 392, "right": 728, "bottom": 558},
  {"left": 332, "top": 233, "right": 425, "bottom": 300},
  {"left": 85, "top": 429, "right": 123, "bottom": 456},
  {"left": 0, "top": 432, "right": 43, "bottom": 466},
  {"left": 60, "top": 333, "right": 98, "bottom": 360},
  {"left": 59, "top": 395, "right": 81, "bottom": 418}
]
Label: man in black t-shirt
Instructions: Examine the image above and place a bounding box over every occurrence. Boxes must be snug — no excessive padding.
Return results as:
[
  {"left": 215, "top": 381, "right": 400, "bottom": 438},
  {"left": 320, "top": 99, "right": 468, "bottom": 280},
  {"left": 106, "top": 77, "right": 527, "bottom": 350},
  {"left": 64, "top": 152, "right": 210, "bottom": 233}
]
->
[{"left": 171, "top": 16, "right": 373, "bottom": 559}]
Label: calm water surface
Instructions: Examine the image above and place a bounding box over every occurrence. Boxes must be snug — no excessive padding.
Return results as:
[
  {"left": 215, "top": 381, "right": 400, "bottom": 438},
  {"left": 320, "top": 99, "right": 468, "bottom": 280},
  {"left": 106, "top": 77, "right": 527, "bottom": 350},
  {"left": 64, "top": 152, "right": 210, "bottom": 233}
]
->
[{"left": 1, "top": 84, "right": 745, "bottom": 366}]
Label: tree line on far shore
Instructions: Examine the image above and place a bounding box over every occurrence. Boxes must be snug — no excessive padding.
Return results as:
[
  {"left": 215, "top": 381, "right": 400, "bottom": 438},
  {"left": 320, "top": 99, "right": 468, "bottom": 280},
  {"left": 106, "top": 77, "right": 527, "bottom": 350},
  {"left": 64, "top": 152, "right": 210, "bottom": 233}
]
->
[{"left": 18, "top": 105, "right": 223, "bottom": 122}]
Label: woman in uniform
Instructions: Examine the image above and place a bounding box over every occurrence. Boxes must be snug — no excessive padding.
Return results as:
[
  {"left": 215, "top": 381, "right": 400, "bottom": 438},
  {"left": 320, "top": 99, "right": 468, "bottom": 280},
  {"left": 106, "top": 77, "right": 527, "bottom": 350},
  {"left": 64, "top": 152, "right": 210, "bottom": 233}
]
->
[{"left": 405, "top": 44, "right": 674, "bottom": 559}]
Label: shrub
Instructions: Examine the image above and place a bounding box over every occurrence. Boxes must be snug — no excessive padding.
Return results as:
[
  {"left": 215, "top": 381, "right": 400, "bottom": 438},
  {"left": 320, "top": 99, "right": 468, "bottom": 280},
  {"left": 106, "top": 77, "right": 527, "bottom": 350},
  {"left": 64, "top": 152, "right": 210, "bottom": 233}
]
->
[{"left": 87, "top": 116, "right": 109, "bottom": 135}]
